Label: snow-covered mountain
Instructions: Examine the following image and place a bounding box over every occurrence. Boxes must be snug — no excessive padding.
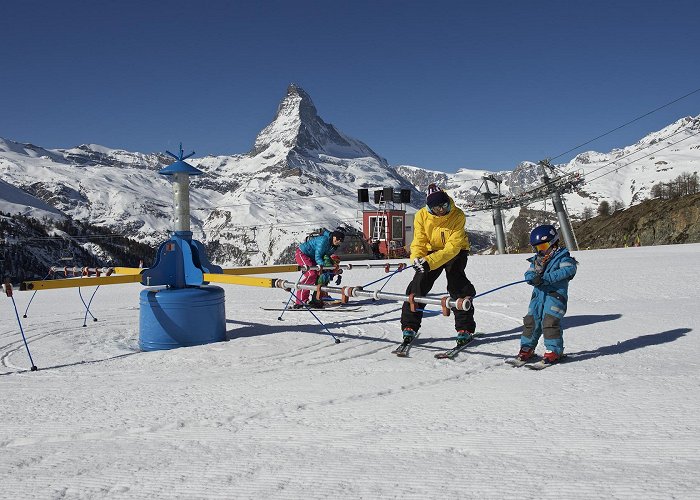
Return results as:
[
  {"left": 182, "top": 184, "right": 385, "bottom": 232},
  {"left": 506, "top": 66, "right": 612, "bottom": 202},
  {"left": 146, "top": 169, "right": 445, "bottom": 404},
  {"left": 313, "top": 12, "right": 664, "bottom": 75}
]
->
[
  {"left": 0, "top": 176, "right": 65, "bottom": 220},
  {"left": 397, "top": 114, "right": 700, "bottom": 233},
  {"left": 1, "top": 84, "right": 699, "bottom": 265},
  {"left": 189, "top": 84, "right": 421, "bottom": 264},
  {"left": 0, "top": 85, "right": 420, "bottom": 265}
]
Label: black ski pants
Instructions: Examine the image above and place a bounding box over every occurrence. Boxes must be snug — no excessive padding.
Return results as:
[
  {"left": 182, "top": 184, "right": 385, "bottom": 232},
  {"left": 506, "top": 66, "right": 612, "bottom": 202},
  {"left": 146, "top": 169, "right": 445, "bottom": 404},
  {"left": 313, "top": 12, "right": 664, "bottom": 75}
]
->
[{"left": 401, "top": 250, "right": 476, "bottom": 333}]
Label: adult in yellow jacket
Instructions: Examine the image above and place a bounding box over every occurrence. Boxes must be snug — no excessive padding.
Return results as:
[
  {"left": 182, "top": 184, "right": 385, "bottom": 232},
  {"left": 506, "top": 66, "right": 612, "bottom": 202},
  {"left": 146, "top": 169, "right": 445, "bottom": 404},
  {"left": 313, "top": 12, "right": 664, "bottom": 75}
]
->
[{"left": 401, "top": 184, "right": 476, "bottom": 347}]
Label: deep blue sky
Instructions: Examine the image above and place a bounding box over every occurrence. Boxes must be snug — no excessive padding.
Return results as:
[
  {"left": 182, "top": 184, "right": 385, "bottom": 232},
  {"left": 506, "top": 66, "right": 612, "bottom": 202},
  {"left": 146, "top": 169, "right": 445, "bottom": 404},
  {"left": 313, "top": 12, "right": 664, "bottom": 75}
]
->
[{"left": 2, "top": 0, "right": 699, "bottom": 172}]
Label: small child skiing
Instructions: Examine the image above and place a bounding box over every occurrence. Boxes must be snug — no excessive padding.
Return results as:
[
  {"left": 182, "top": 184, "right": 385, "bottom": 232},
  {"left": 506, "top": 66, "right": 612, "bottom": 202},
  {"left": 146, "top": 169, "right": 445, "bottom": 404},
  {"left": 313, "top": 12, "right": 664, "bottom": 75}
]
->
[
  {"left": 515, "top": 224, "right": 577, "bottom": 365},
  {"left": 294, "top": 229, "right": 345, "bottom": 308},
  {"left": 311, "top": 256, "right": 343, "bottom": 305}
]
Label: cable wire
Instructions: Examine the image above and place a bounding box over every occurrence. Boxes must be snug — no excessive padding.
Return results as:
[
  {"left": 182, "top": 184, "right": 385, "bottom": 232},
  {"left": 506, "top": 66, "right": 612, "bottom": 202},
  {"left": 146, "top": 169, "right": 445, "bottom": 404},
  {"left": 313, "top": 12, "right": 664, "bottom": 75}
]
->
[
  {"left": 583, "top": 130, "right": 700, "bottom": 185},
  {"left": 549, "top": 87, "right": 700, "bottom": 162}
]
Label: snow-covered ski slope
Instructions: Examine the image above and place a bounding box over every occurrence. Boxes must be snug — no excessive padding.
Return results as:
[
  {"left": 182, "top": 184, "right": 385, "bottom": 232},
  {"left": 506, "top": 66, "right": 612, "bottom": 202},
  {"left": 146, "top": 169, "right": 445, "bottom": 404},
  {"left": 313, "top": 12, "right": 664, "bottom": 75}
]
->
[{"left": 1, "top": 244, "right": 699, "bottom": 499}]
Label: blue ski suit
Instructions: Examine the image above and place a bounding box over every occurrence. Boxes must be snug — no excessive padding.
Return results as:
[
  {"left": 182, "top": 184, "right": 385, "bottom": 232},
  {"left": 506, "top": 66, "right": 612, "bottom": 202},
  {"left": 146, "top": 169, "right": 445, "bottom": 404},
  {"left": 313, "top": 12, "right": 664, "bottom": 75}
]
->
[
  {"left": 296, "top": 230, "right": 340, "bottom": 304},
  {"left": 521, "top": 247, "right": 577, "bottom": 355},
  {"left": 299, "top": 230, "right": 338, "bottom": 266}
]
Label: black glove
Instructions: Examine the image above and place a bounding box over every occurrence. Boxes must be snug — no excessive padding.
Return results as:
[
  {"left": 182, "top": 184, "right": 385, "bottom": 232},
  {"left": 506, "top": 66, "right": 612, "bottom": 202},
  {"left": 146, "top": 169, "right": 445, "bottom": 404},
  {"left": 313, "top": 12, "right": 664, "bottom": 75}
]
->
[
  {"left": 412, "top": 257, "right": 430, "bottom": 273},
  {"left": 335, "top": 274, "right": 342, "bottom": 285},
  {"left": 531, "top": 274, "right": 543, "bottom": 286}
]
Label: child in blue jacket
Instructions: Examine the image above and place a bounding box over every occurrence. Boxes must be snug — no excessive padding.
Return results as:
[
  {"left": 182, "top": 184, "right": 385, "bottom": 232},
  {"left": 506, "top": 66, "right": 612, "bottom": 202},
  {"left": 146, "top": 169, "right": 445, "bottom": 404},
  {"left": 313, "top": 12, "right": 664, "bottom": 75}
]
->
[
  {"left": 294, "top": 228, "right": 345, "bottom": 308},
  {"left": 516, "top": 225, "right": 577, "bottom": 365}
]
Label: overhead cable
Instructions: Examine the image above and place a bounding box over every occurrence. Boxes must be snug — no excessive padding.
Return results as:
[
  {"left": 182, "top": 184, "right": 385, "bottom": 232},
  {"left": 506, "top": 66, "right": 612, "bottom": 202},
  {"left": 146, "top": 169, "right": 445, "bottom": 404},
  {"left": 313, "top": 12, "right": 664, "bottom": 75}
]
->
[{"left": 549, "top": 86, "right": 700, "bottom": 162}]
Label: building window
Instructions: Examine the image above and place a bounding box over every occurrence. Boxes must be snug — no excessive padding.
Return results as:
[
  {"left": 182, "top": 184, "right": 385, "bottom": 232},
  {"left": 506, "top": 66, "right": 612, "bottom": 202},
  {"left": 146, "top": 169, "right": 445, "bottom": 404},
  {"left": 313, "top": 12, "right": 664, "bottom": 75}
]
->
[
  {"left": 369, "top": 216, "right": 387, "bottom": 241},
  {"left": 392, "top": 216, "right": 403, "bottom": 241}
]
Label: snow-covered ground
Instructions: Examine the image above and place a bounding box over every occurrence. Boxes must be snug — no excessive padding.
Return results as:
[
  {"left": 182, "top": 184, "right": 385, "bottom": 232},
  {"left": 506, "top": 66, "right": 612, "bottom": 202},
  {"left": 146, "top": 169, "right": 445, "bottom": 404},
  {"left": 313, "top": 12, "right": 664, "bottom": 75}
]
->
[{"left": 1, "top": 244, "right": 699, "bottom": 499}]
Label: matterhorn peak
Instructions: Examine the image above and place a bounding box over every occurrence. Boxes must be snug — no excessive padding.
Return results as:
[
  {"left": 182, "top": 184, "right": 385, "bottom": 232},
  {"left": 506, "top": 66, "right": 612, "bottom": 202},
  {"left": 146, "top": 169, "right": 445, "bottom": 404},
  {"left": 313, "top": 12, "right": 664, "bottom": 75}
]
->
[
  {"left": 283, "top": 83, "right": 319, "bottom": 124},
  {"left": 249, "top": 84, "right": 386, "bottom": 165}
]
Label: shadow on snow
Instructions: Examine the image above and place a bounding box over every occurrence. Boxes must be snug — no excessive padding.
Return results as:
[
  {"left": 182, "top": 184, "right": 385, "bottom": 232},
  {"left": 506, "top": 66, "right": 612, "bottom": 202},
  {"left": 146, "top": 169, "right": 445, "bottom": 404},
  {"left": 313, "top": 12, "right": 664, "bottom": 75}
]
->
[{"left": 566, "top": 328, "right": 690, "bottom": 362}]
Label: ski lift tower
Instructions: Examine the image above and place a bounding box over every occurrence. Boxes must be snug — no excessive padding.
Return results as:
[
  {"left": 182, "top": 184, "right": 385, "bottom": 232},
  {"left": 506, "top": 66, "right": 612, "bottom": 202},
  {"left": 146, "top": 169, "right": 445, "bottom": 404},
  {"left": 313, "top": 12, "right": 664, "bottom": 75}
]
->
[
  {"left": 481, "top": 175, "right": 508, "bottom": 254},
  {"left": 538, "top": 159, "right": 578, "bottom": 251}
]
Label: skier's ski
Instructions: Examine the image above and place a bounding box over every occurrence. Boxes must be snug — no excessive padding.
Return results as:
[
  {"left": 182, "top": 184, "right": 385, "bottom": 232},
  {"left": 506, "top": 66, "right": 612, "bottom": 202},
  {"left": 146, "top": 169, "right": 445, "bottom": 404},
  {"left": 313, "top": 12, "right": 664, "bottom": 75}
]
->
[
  {"left": 525, "top": 354, "right": 567, "bottom": 370},
  {"left": 279, "top": 300, "right": 343, "bottom": 306},
  {"left": 434, "top": 333, "right": 483, "bottom": 359},
  {"left": 505, "top": 356, "right": 539, "bottom": 367},
  {"left": 260, "top": 306, "right": 364, "bottom": 312},
  {"left": 392, "top": 332, "right": 422, "bottom": 357}
]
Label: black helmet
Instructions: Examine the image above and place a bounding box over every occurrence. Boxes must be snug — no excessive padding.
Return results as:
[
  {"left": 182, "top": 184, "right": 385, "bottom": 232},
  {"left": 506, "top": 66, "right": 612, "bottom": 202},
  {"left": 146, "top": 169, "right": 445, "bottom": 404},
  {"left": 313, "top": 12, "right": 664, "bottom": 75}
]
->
[{"left": 331, "top": 228, "right": 345, "bottom": 242}]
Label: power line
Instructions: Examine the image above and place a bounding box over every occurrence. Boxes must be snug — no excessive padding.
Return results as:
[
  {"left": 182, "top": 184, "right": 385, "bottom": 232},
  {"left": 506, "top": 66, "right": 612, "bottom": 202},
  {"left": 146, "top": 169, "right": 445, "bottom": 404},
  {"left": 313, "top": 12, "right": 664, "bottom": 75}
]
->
[
  {"left": 190, "top": 193, "right": 337, "bottom": 211},
  {"left": 198, "top": 216, "right": 364, "bottom": 233},
  {"left": 3, "top": 232, "right": 136, "bottom": 243},
  {"left": 578, "top": 125, "right": 693, "bottom": 179},
  {"left": 467, "top": 121, "right": 699, "bottom": 210},
  {"left": 549, "top": 86, "right": 700, "bottom": 162},
  {"left": 539, "top": 122, "right": 696, "bottom": 193},
  {"left": 582, "top": 130, "right": 700, "bottom": 185}
]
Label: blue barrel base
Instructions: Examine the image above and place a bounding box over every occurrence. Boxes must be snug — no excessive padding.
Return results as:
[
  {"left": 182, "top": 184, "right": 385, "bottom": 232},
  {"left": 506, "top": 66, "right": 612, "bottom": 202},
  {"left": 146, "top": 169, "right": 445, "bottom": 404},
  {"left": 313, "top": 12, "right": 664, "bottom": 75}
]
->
[{"left": 139, "top": 285, "right": 226, "bottom": 351}]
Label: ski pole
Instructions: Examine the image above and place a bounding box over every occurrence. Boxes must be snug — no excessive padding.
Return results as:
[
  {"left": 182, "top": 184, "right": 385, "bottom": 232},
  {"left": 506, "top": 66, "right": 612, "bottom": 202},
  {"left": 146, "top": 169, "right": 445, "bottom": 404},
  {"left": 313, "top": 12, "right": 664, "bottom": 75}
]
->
[
  {"left": 418, "top": 279, "right": 528, "bottom": 315},
  {"left": 361, "top": 265, "right": 409, "bottom": 289},
  {"left": 376, "top": 271, "right": 397, "bottom": 294},
  {"left": 22, "top": 270, "right": 52, "bottom": 318},
  {"left": 473, "top": 279, "right": 527, "bottom": 299},
  {"left": 80, "top": 286, "right": 100, "bottom": 327},
  {"left": 4, "top": 281, "right": 38, "bottom": 371},
  {"left": 287, "top": 290, "right": 341, "bottom": 344},
  {"left": 278, "top": 272, "right": 304, "bottom": 321}
]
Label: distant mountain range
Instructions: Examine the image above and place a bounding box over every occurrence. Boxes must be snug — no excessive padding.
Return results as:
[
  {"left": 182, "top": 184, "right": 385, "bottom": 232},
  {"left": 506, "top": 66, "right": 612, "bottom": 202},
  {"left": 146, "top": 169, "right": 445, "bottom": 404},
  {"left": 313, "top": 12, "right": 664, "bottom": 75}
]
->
[{"left": 1, "top": 84, "right": 699, "bottom": 268}]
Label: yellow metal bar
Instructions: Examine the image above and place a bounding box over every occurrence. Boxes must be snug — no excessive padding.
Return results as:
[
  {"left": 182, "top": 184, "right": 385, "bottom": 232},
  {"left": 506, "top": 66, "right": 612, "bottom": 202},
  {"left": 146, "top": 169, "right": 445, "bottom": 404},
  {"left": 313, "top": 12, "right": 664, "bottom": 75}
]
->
[
  {"left": 221, "top": 265, "right": 299, "bottom": 275},
  {"left": 20, "top": 274, "right": 143, "bottom": 291},
  {"left": 21, "top": 271, "right": 278, "bottom": 290},
  {"left": 113, "top": 267, "right": 144, "bottom": 275},
  {"left": 203, "top": 273, "right": 275, "bottom": 288}
]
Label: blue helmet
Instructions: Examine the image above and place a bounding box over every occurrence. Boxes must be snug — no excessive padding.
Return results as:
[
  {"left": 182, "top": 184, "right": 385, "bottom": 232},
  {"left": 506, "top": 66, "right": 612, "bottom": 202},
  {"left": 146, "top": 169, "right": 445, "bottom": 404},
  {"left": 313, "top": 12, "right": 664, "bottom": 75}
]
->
[{"left": 530, "top": 224, "right": 559, "bottom": 247}]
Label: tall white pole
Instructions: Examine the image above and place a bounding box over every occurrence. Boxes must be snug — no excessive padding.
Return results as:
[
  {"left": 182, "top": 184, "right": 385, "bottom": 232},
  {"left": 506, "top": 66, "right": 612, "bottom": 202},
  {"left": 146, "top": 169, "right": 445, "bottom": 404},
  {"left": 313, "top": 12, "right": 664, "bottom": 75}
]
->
[{"left": 173, "top": 172, "right": 191, "bottom": 233}]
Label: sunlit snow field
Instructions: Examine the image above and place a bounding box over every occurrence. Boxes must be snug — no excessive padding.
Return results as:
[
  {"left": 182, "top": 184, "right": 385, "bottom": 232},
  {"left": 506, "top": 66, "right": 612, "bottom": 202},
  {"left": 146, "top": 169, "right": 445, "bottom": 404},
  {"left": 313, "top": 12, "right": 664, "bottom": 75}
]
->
[{"left": 2, "top": 244, "right": 699, "bottom": 499}]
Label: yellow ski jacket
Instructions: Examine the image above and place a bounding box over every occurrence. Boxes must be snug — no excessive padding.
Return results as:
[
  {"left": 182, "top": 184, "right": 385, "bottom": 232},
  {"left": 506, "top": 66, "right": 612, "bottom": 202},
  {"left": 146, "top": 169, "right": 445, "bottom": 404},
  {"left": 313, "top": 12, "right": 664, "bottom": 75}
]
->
[{"left": 409, "top": 196, "right": 470, "bottom": 270}]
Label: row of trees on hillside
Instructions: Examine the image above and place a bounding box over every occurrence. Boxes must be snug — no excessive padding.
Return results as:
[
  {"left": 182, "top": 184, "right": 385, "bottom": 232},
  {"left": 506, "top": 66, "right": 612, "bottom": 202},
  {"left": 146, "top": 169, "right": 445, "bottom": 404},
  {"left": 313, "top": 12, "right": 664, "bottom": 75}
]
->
[
  {"left": 578, "top": 171, "right": 699, "bottom": 219},
  {"left": 650, "top": 172, "right": 699, "bottom": 199},
  {"left": 1, "top": 213, "right": 156, "bottom": 281},
  {"left": 580, "top": 199, "right": 626, "bottom": 220}
]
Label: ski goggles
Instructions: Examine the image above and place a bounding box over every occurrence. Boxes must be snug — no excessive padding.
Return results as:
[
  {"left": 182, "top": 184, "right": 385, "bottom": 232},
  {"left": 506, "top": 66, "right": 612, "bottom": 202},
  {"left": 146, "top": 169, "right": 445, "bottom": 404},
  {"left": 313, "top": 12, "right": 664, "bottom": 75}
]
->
[
  {"left": 430, "top": 201, "right": 450, "bottom": 213},
  {"left": 533, "top": 241, "right": 551, "bottom": 252}
]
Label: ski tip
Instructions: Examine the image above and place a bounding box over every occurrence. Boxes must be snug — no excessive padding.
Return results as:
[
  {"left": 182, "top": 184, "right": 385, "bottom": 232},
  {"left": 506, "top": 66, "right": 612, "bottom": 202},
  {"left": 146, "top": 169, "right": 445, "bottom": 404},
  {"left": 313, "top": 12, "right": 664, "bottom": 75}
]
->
[
  {"left": 434, "top": 353, "right": 454, "bottom": 359},
  {"left": 525, "top": 363, "right": 546, "bottom": 370}
]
